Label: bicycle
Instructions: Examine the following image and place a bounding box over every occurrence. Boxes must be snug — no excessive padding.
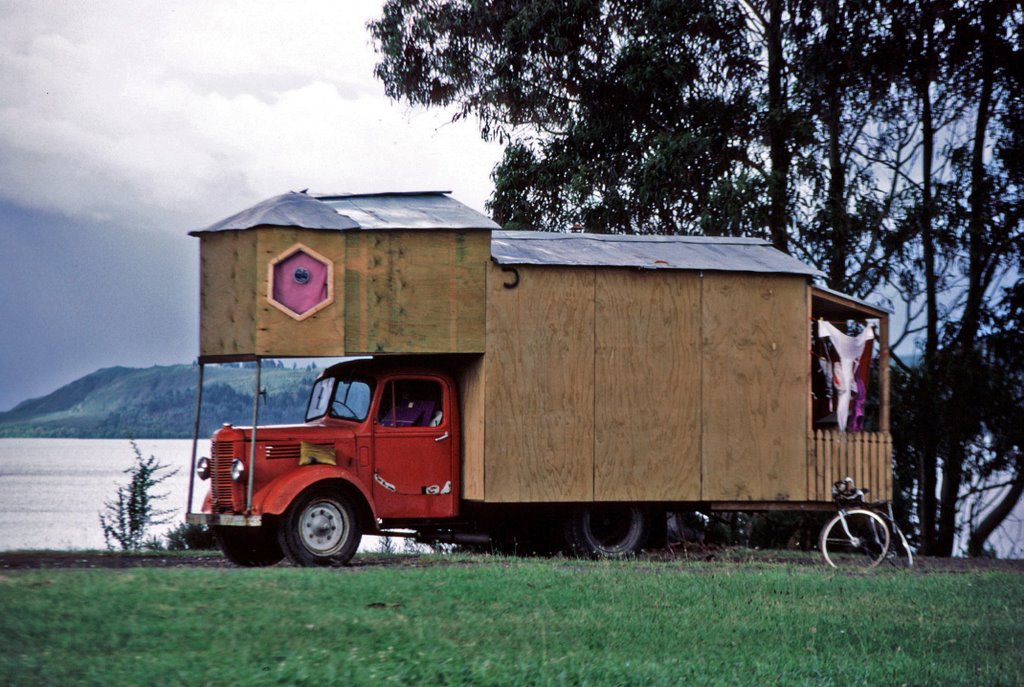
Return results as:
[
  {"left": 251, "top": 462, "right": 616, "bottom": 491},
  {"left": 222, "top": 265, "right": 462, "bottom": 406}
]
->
[{"left": 819, "top": 477, "right": 914, "bottom": 569}]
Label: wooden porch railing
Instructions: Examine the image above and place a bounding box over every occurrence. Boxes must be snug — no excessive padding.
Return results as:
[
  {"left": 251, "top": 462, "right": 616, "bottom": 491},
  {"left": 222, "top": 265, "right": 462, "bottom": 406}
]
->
[{"left": 809, "top": 430, "right": 893, "bottom": 502}]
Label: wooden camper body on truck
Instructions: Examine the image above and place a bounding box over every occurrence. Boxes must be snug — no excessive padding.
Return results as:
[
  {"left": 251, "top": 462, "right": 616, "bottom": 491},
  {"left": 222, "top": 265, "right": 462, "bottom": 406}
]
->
[{"left": 188, "top": 191, "right": 892, "bottom": 560}]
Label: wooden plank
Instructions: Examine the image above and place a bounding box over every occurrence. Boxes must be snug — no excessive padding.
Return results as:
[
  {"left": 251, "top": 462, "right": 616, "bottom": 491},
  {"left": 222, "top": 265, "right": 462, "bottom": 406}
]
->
[
  {"left": 344, "top": 231, "right": 487, "bottom": 354},
  {"left": 823, "top": 432, "right": 831, "bottom": 497},
  {"left": 701, "top": 273, "right": 809, "bottom": 501},
  {"left": 484, "top": 264, "right": 595, "bottom": 502},
  {"left": 853, "top": 435, "right": 861, "bottom": 488},
  {"left": 840, "top": 435, "right": 847, "bottom": 487},
  {"left": 459, "top": 354, "right": 486, "bottom": 501},
  {"left": 877, "top": 434, "right": 885, "bottom": 497},
  {"left": 199, "top": 231, "right": 258, "bottom": 357},
  {"left": 863, "top": 433, "right": 874, "bottom": 497},
  {"left": 254, "top": 228, "right": 346, "bottom": 357},
  {"left": 880, "top": 436, "right": 888, "bottom": 499},
  {"left": 838, "top": 432, "right": 847, "bottom": 486},
  {"left": 594, "top": 270, "right": 702, "bottom": 501},
  {"left": 871, "top": 433, "right": 881, "bottom": 498},
  {"left": 878, "top": 433, "right": 884, "bottom": 499},
  {"left": 862, "top": 435, "right": 871, "bottom": 494}
]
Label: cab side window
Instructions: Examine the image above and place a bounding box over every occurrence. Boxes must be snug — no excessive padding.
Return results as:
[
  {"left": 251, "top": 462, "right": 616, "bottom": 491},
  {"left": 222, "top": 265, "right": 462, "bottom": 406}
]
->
[{"left": 377, "top": 379, "right": 444, "bottom": 428}]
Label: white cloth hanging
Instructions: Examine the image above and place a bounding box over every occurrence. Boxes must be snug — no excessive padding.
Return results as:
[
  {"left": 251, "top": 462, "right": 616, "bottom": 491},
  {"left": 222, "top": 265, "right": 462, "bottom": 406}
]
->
[{"left": 818, "top": 321, "right": 874, "bottom": 432}]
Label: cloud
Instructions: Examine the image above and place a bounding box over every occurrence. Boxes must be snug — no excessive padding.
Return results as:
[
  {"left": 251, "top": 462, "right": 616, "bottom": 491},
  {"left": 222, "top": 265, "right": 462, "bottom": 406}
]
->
[
  {"left": 0, "top": 1, "right": 505, "bottom": 410},
  {"left": 0, "top": 0, "right": 502, "bottom": 232}
]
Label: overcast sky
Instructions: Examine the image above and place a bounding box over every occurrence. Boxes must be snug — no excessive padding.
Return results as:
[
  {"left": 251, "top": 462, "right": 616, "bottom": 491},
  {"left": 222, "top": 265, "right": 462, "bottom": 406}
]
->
[{"left": 0, "top": 1, "right": 503, "bottom": 411}]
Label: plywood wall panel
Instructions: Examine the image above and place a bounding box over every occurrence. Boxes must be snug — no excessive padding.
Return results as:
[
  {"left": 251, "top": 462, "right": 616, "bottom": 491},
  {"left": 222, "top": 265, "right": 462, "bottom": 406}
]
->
[
  {"left": 701, "top": 273, "right": 808, "bottom": 501},
  {"left": 344, "top": 231, "right": 487, "bottom": 354},
  {"left": 594, "top": 270, "right": 702, "bottom": 501},
  {"left": 199, "top": 231, "right": 258, "bottom": 357},
  {"left": 459, "top": 354, "right": 486, "bottom": 501},
  {"left": 484, "top": 265, "right": 595, "bottom": 502},
  {"left": 254, "top": 228, "right": 346, "bottom": 357}
]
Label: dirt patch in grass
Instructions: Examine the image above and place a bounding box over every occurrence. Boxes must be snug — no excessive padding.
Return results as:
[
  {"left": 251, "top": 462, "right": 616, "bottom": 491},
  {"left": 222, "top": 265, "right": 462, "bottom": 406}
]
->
[
  {"left": 1, "top": 547, "right": 1021, "bottom": 572},
  {"left": 0, "top": 551, "right": 236, "bottom": 570}
]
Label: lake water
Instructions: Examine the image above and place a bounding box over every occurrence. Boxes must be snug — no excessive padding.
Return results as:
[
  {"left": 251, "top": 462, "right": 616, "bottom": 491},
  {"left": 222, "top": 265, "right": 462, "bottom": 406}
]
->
[
  {"left": 0, "top": 438, "right": 409, "bottom": 553},
  {"left": 0, "top": 438, "right": 205, "bottom": 551},
  {"left": 0, "top": 438, "right": 1020, "bottom": 556}
]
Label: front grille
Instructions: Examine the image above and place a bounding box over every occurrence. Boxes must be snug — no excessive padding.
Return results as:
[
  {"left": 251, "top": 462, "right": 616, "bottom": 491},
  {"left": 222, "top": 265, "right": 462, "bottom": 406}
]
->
[{"left": 210, "top": 441, "right": 237, "bottom": 512}]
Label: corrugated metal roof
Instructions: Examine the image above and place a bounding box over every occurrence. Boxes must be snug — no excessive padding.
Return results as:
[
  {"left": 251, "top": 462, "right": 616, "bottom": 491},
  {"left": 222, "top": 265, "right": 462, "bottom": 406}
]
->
[
  {"left": 191, "top": 192, "right": 360, "bottom": 234},
  {"left": 491, "top": 231, "right": 823, "bottom": 277},
  {"left": 191, "top": 191, "right": 500, "bottom": 235},
  {"left": 317, "top": 192, "right": 500, "bottom": 230}
]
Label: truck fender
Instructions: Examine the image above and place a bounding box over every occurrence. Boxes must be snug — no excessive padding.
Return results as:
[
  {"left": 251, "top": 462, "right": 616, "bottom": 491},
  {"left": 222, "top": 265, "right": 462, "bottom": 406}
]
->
[{"left": 253, "top": 465, "right": 377, "bottom": 523}]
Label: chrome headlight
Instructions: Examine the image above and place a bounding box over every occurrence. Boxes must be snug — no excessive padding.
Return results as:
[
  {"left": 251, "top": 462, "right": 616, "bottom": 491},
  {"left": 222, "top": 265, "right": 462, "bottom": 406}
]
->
[
  {"left": 230, "top": 459, "right": 245, "bottom": 482},
  {"left": 196, "top": 457, "right": 210, "bottom": 481}
]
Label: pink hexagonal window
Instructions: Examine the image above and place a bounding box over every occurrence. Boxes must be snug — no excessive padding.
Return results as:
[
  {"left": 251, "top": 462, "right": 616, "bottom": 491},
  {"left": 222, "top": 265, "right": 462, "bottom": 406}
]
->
[{"left": 267, "top": 243, "right": 334, "bottom": 320}]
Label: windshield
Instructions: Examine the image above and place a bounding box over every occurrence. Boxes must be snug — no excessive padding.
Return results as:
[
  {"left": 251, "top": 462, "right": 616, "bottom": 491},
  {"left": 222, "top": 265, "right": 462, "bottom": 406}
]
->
[
  {"left": 330, "top": 378, "right": 373, "bottom": 421},
  {"left": 306, "top": 376, "right": 373, "bottom": 422}
]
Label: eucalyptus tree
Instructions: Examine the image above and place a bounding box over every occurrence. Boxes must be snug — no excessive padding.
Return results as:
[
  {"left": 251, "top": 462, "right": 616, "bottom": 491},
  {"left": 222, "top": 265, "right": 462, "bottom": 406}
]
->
[
  {"left": 371, "top": 0, "right": 762, "bottom": 236},
  {"left": 882, "top": 0, "right": 1023, "bottom": 555}
]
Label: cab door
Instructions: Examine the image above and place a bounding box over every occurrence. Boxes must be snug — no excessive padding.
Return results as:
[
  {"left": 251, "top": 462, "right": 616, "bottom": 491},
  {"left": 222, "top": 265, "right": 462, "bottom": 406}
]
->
[{"left": 371, "top": 376, "right": 457, "bottom": 519}]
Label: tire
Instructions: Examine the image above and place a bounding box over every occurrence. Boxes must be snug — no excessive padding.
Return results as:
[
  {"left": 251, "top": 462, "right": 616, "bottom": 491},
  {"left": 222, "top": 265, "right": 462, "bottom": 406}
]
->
[
  {"left": 564, "top": 506, "right": 649, "bottom": 558},
  {"left": 278, "top": 486, "right": 361, "bottom": 567},
  {"left": 819, "top": 509, "right": 890, "bottom": 569},
  {"left": 214, "top": 523, "right": 284, "bottom": 567}
]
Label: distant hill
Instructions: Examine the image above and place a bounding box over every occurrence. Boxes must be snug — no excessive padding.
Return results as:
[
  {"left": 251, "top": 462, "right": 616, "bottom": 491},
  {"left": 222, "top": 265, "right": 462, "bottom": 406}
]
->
[{"left": 0, "top": 363, "right": 320, "bottom": 439}]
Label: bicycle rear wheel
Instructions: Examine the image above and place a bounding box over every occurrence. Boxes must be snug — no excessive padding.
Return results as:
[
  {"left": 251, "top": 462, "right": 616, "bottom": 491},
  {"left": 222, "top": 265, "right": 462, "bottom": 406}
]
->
[{"left": 820, "top": 509, "right": 891, "bottom": 569}]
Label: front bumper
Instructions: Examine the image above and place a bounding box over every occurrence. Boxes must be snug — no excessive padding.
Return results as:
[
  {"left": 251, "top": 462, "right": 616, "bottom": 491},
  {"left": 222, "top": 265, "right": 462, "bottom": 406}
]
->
[{"left": 187, "top": 512, "right": 262, "bottom": 527}]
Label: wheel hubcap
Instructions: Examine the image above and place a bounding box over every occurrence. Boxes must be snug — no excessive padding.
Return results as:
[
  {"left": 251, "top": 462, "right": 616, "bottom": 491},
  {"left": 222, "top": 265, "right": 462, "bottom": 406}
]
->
[{"left": 300, "top": 501, "right": 346, "bottom": 554}]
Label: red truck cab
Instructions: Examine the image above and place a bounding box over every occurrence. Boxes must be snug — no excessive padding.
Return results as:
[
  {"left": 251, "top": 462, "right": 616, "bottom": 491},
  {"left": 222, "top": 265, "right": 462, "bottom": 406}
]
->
[{"left": 195, "top": 358, "right": 461, "bottom": 566}]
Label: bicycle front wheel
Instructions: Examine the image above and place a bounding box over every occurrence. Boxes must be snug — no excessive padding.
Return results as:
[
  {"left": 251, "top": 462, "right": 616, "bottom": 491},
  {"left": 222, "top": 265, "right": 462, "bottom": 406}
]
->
[
  {"left": 886, "top": 526, "right": 914, "bottom": 568},
  {"left": 820, "top": 509, "right": 891, "bottom": 569}
]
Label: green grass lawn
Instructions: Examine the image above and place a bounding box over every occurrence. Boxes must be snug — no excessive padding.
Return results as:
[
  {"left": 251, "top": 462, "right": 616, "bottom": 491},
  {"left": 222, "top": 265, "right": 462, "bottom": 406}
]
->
[{"left": 0, "top": 555, "right": 1021, "bottom": 686}]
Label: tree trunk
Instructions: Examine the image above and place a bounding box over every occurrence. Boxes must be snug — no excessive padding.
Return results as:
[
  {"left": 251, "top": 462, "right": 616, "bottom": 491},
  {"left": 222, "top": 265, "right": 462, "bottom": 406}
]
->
[
  {"left": 936, "top": 3, "right": 998, "bottom": 557},
  {"left": 917, "top": 7, "right": 939, "bottom": 556},
  {"left": 824, "top": 0, "right": 848, "bottom": 291},
  {"left": 968, "top": 456, "right": 1024, "bottom": 557},
  {"left": 936, "top": 437, "right": 964, "bottom": 555},
  {"left": 960, "top": 2, "right": 996, "bottom": 348},
  {"left": 766, "top": 0, "right": 790, "bottom": 254}
]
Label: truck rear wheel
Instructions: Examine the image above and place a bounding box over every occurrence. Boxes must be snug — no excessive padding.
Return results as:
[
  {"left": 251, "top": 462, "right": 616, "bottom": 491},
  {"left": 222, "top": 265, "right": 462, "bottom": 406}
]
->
[
  {"left": 564, "top": 506, "right": 649, "bottom": 558},
  {"left": 214, "top": 523, "right": 284, "bottom": 567},
  {"left": 278, "top": 486, "right": 361, "bottom": 567}
]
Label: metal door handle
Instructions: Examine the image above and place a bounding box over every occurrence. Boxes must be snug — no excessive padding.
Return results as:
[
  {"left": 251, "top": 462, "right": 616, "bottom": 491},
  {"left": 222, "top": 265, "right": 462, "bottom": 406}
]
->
[{"left": 434, "top": 431, "right": 450, "bottom": 442}]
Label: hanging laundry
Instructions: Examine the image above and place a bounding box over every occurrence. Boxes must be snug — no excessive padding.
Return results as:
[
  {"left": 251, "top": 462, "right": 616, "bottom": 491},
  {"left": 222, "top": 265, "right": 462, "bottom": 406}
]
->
[
  {"left": 848, "top": 336, "right": 874, "bottom": 432},
  {"left": 817, "top": 320, "right": 874, "bottom": 432}
]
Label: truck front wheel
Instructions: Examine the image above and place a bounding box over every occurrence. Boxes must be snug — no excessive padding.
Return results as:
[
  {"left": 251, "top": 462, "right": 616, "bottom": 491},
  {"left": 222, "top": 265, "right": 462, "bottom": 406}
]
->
[
  {"left": 278, "top": 486, "right": 361, "bottom": 566},
  {"left": 564, "top": 506, "right": 649, "bottom": 558}
]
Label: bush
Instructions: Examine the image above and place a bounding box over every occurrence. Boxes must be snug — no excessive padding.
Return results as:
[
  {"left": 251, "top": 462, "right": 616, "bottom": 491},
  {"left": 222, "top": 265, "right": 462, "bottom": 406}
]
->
[
  {"left": 98, "top": 441, "right": 178, "bottom": 551},
  {"left": 165, "top": 522, "right": 218, "bottom": 551}
]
